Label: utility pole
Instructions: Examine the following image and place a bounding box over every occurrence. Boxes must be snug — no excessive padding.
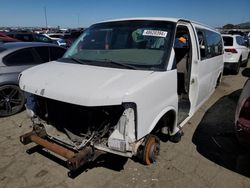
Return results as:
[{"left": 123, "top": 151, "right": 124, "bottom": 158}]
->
[
  {"left": 77, "top": 14, "right": 79, "bottom": 28},
  {"left": 44, "top": 6, "right": 48, "bottom": 28}
]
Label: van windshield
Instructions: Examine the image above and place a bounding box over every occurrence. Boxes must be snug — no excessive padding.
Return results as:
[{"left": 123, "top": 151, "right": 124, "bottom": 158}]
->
[{"left": 63, "top": 20, "right": 175, "bottom": 70}]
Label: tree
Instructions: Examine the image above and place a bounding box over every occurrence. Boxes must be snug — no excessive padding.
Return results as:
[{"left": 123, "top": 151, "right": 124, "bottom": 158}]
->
[{"left": 223, "top": 24, "right": 235, "bottom": 29}]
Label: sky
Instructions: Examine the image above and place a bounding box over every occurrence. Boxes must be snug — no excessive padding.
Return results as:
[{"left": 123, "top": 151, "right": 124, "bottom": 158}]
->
[{"left": 1, "top": 0, "right": 250, "bottom": 28}]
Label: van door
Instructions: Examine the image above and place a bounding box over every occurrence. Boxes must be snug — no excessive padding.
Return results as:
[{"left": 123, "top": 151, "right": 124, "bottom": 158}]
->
[
  {"left": 194, "top": 28, "right": 224, "bottom": 108},
  {"left": 175, "top": 22, "right": 199, "bottom": 124}
]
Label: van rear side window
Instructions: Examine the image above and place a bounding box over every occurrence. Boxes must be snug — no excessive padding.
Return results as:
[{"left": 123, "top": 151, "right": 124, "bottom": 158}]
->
[{"left": 196, "top": 28, "right": 223, "bottom": 60}]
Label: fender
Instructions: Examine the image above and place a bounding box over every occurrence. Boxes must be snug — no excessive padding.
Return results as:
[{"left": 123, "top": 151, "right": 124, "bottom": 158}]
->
[
  {"left": 0, "top": 72, "right": 19, "bottom": 86},
  {"left": 147, "top": 105, "right": 177, "bottom": 136}
]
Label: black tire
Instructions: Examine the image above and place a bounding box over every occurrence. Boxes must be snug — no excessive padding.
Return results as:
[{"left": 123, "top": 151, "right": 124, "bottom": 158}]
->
[
  {"left": 242, "top": 53, "right": 250, "bottom": 67},
  {"left": 232, "top": 58, "right": 241, "bottom": 75},
  {"left": 215, "top": 73, "right": 222, "bottom": 88},
  {"left": 169, "top": 130, "right": 184, "bottom": 143},
  {"left": 241, "top": 61, "right": 247, "bottom": 67},
  {"left": 0, "top": 85, "right": 25, "bottom": 117}
]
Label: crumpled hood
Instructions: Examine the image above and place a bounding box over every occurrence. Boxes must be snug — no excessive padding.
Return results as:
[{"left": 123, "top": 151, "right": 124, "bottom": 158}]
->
[{"left": 19, "top": 61, "right": 153, "bottom": 106}]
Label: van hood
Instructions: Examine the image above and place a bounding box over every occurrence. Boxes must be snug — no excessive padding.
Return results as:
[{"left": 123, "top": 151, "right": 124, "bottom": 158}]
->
[{"left": 19, "top": 61, "right": 154, "bottom": 106}]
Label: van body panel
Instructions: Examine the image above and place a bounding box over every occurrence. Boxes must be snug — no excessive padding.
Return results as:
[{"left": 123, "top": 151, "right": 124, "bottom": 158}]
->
[
  {"left": 122, "top": 69, "right": 178, "bottom": 139},
  {"left": 176, "top": 21, "right": 199, "bottom": 115},
  {"left": 196, "top": 55, "right": 223, "bottom": 107},
  {"left": 19, "top": 61, "right": 154, "bottom": 106},
  {"left": 20, "top": 61, "right": 178, "bottom": 140}
]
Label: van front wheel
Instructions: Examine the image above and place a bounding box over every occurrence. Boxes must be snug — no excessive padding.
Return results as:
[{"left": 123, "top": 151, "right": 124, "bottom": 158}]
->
[{"left": 142, "top": 135, "right": 160, "bottom": 165}]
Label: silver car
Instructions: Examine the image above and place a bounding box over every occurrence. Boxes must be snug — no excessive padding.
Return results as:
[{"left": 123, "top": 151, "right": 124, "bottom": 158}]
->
[{"left": 0, "top": 42, "right": 66, "bottom": 116}]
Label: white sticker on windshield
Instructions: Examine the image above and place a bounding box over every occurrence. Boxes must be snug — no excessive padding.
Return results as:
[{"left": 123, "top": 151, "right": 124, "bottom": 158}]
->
[{"left": 143, "top": 30, "right": 168, "bottom": 37}]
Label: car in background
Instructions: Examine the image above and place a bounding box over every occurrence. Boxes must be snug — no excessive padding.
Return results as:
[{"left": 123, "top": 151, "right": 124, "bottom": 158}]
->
[
  {"left": 0, "top": 42, "right": 66, "bottom": 117},
  {"left": 227, "top": 30, "right": 250, "bottom": 47},
  {"left": 235, "top": 68, "right": 250, "bottom": 149},
  {"left": 63, "top": 29, "right": 83, "bottom": 47},
  {"left": 5, "top": 32, "right": 59, "bottom": 45},
  {"left": 45, "top": 33, "right": 64, "bottom": 39},
  {"left": 0, "top": 32, "right": 20, "bottom": 43},
  {"left": 222, "top": 34, "right": 250, "bottom": 74},
  {"left": 43, "top": 33, "right": 66, "bottom": 47}
]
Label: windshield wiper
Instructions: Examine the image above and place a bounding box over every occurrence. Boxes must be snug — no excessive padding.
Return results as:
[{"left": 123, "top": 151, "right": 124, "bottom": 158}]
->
[
  {"left": 61, "top": 57, "right": 137, "bottom": 70},
  {"left": 68, "top": 57, "right": 86, "bottom": 64},
  {"left": 97, "top": 59, "right": 137, "bottom": 70},
  {"left": 63, "top": 57, "right": 104, "bottom": 65}
]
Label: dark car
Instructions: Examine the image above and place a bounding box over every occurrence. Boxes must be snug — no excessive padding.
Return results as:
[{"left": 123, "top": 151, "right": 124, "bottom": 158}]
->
[
  {"left": 0, "top": 42, "right": 66, "bottom": 116},
  {"left": 5, "top": 32, "right": 57, "bottom": 44},
  {"left": 235, "top": 68, "right": 250, "bottom": 148},
  {"left": 0, "top": 32, "right": 20, "bottom": 43},
  {"left": 63, "top": 29, "right": 84, "bottom": 47}
]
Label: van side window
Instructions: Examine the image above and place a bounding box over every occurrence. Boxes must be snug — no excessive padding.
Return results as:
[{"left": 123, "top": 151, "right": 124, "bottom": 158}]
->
[
  {"left": 196, "top": 30, "right": 206, "bottom": 59},
  {"left": 196, "top": 28, "right": 223, "bottom": 60},
  {"left": 205, "top": 30, "right": 223, "bottom": 57}
]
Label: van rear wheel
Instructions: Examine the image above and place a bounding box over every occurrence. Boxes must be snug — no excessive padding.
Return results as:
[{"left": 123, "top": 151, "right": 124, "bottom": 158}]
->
[{"left": 142, "top": 134, "right": 160, "bottom": 165}]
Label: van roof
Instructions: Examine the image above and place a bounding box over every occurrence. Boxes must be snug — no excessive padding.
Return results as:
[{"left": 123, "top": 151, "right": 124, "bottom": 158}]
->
[
  {"left": 101, "top": 17, "right": 181, "bottom": 23},
  {"left": 96, "top": 17, "right": 215, "bottom": 31}
]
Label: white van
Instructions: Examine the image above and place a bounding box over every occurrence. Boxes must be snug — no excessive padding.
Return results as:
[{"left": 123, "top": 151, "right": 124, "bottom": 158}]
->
[{"left": 19, "top": 18, "right": 224, "bottom": 173}]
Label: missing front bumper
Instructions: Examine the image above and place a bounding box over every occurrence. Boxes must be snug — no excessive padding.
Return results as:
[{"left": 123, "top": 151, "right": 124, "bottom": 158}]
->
[{"left": 20, "top": 131, "right": 104, "bottom": 173}]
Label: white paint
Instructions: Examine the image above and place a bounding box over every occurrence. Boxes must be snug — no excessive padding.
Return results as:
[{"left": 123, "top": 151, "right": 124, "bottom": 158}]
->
[{"left": 19, "top": 17, "right": 224, "bottom": 158}]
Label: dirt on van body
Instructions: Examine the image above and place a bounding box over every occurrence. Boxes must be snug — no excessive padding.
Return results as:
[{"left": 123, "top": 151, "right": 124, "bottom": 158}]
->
[{"left": 1, "top": 62, "right": 250, "bottom": 188}]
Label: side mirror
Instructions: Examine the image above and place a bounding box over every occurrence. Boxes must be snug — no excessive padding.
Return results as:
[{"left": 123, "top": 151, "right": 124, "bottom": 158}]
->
[
  {"left": 242, "top": 68, "right": 250, "bottom": 77},
  {"left": 200, "top": 45, "right": 205, "bottom": 49}
]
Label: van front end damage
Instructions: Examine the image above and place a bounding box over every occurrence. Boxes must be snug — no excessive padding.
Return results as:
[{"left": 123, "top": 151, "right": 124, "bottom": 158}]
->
[{"left": 20, "top": 94, "right": 140, "bottom": 175}]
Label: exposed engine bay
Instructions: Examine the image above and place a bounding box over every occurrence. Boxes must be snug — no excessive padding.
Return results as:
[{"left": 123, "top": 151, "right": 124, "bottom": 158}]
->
[{"left": 25, "top": 94, "right": 138, "bottom": 156}]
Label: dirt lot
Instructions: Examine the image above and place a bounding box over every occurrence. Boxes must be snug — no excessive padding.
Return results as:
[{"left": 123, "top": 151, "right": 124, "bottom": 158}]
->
[{"left": 1, "top": 62, "right": 250, "bottom": 188}]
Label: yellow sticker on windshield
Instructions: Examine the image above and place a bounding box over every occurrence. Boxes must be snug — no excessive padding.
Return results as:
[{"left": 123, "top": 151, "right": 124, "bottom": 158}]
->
[{"left": 143, "top": 30, "right": 168, "bottom": 37}]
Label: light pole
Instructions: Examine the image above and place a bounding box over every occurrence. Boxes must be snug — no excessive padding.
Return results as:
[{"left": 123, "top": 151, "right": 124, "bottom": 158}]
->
[
  {"left": 77, "top": 14, "right": 79, "bottom": 28},
  {"left": 44, "top": 6, "right": 48, "bottom": 28}
]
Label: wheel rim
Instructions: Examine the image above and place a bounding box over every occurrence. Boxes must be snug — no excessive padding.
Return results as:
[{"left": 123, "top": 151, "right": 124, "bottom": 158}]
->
[
  {"left": 0, "top": 85, "right": 24, "bottom": 116},
  {"left": 143, "top": 135, "right": 160, "bottom": 165}
]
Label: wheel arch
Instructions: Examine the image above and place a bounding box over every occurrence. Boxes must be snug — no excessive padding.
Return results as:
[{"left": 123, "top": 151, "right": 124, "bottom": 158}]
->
[
  {"left": 0, "top": 72, "right": 19, "bottom": 87},
  {"left": 239, "top": 55, "right": 242, "bottom": 62},
  {"left": 148, "top": 106, "right": 177, "bottom": 136}
]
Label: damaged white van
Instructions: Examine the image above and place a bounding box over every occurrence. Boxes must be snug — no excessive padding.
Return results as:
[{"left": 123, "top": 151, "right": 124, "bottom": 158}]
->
[{"left": 19, "top": 18, "right": 224, "bottom": 174}]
